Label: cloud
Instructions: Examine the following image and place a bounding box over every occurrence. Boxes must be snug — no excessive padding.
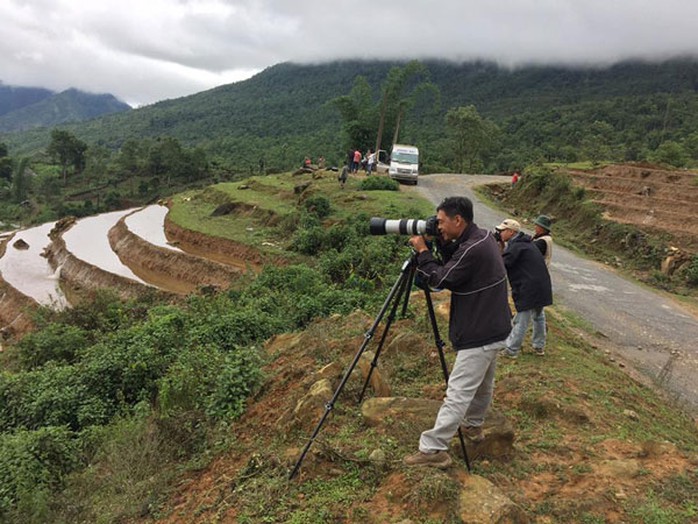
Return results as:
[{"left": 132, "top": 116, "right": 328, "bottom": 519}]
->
[{"left": 1, "top": 0, "right": 697, "bottom": 106}]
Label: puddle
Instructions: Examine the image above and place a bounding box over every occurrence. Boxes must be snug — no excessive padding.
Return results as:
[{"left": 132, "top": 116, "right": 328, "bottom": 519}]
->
[
  {"left": 125, "top": 205, "right": 182, "bottom": 251},
  {"left": 63, "top": 209, "right": 147, "bottom": 284},
  {"left": 0, "top": 222, "right": 69, "bottom": 308}
]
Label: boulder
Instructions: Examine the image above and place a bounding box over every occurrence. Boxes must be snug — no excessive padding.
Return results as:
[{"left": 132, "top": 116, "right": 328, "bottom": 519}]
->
[
  {"left": 288, "top": 379, "right": 333, "bottom": 428},
  {"left": 12, "top": 239, "right": 29, "bottom": 250},
  {"left": 356, "top": 351, "right": 392, "bottom": 397},
  {"left": 457, "top": 474, "right": 528, "bottom": 524}
]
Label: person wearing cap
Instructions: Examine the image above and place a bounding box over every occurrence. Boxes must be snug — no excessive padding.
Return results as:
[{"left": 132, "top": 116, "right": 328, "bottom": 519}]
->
[
  {"left": 495, "top": 218, "right": 553, "bottom": 358},
  {"left": 532, "top": 215, "right": 553, "bottom": 267}
]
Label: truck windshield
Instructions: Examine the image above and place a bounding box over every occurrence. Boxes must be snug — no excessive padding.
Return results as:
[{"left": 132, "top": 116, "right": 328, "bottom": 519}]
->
[{"left": 392, "top": 151, "right": 418, "bottom": 164}]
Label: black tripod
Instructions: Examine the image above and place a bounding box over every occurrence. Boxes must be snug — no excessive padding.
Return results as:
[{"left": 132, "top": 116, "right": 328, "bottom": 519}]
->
[{"left": 289, "top": 252, "right": 471, "bottom": 480}]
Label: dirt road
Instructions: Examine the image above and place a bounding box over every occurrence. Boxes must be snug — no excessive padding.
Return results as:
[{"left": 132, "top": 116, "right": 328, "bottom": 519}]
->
[{"left": 415, "top": 174, "right": 698, "bottom": 415}]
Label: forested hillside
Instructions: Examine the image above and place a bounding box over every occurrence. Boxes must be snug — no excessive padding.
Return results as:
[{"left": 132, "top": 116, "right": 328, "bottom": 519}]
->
[
  {"left": 2, "top": 59, "right": 698, "bottom": 173},
  {"left": 0, "top": 89, "right": 131, "bottom": 132},
  {"left": 0, "top": 84, "right": 54, "bottom": 117}
]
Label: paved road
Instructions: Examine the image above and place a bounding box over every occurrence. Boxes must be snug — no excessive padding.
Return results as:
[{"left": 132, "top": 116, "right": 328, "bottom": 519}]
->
[{"left": 415, "top": 174, "right": 698, "bottom": 415}]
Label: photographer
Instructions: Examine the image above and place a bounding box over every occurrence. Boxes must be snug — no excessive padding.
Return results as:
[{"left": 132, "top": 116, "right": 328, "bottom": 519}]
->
[
  {"left": 495, "top": 219, "right": 553, "bottom": 358},
  {"left": 403, "top": 196, "right": 511, "bottom": 469}
]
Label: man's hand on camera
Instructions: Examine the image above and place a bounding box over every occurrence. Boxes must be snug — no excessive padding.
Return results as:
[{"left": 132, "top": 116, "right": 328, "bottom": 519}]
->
[{"left": 409, "top": 235, "right": 428, "bottom": 254}]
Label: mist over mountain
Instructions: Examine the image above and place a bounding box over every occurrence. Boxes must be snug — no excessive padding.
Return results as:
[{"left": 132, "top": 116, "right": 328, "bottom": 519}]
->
[{"left": 0, "top": 86, "right": 131, "bottom": 132}]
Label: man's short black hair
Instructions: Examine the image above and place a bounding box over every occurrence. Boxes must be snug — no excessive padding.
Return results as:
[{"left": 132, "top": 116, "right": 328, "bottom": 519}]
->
[{"left": 437, "top": 196, "right": 474, "bottom": 223}]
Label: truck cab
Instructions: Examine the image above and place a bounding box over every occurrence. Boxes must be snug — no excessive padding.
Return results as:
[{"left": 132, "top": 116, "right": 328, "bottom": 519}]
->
[{"left": 388, "top": 144, "right": 419, "bottom": 185}]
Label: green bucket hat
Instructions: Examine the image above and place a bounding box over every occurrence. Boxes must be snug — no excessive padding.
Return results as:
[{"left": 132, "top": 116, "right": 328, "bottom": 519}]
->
[{"left": 534, "top": 215, "right": 552, "bottom": 231}]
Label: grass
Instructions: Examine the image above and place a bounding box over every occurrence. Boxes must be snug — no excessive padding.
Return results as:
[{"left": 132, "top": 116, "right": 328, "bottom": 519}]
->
[
  {"left": 147, "top": 295, "right": 698, "bottom": 523},
  {"left": 167, "top": 171, "right": 434, "bottom": 254}
]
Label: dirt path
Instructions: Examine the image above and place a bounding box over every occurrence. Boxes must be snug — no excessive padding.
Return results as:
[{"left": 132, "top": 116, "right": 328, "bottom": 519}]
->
[{"left": 415, "top": 174, "right": 698, "bottom": 416}]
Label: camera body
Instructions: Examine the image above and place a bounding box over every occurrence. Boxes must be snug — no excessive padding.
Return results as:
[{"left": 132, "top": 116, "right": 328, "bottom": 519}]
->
[
  {"left": 493, "top": 229, "right": 502, "bottom": 242},
  {"left": 369, "top": 216, "right": 438, "bottom": 236}
]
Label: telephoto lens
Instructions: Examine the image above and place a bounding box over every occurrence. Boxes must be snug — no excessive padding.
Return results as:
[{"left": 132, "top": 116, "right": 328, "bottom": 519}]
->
[{"left": 369, "top": 217, "right": 429, "bottom": 236}]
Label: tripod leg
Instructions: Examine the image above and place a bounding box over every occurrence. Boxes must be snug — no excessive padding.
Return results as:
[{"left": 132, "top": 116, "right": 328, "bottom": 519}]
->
[
  {"left": 357, "top": 263, "right": 412, "bottom": 403},
  {"left": 400, "top": 261, "right": 416, "bottom": 317},
  {"left": 423, "top": 288, "right": 472, "bottom": 472},
  {"left": 289, "top": 256, "right": 415, "bottom": 480}
]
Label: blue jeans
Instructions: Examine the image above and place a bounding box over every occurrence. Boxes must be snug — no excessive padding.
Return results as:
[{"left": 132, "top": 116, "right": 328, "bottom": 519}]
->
[
  {"left": 419, "top": 340, "right": 505, "bottom": 452},
  {"left": 505, "top": 308, "right": 546, "bottom": 355}
]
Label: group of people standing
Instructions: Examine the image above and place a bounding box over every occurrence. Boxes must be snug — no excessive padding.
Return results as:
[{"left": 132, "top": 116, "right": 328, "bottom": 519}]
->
[
  {"left": 403, "top": 195, "right": 555, "bottom": 469},
  {"left": 346, "top": 148, "right": 376, "bottom": 175}
]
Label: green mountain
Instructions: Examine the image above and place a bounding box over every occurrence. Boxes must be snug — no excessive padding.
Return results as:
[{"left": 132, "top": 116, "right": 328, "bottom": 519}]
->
[
  {"left": 0, "top": 88, "right": 131, "bottom": 132},
  {"left": 2, "top": 59, "right": 697, "bottom": 171},
  {"left": 0, "top": 83, "right": 54, "bottom": 116}
]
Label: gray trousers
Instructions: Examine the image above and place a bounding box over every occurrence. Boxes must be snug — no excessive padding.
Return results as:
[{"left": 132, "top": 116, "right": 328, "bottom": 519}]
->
[{"left": 419, "top": 340, "right": 504, "bottom": 452}]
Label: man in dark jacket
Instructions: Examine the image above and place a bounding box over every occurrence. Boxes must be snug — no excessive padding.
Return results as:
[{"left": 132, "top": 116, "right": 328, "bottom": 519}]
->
[
  {"left": 403, "top": 197, "right": 512, "bottom": 469},
  {"left": 496, "top": 219, "right": 553, "bottom": 358}
]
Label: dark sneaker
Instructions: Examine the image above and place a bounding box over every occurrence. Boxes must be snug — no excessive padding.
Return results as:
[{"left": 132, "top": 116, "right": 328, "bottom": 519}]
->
[
  {"left": 534, "top": 347, "right": 545, "bottom": 356},
  {"left": 403, "top": 451, "right": 452, "bottom": 469},
  {"left": 460, "top": 425, "right": 485, "bottom": 443}
]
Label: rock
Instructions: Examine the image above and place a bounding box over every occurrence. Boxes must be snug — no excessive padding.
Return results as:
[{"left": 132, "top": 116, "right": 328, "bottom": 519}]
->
[
  {"left": 357, "top": 351, "right": 392, "bottom": 397},
  {"left": 238, "top": 184, "right": 250, "bottom": 190},
  {"left": 368, "top": 449, "right": 386, "bottom": 466},
  {"left": 316, "top": 362, "right": 342, "bottom": 382},
  {"left": 12, "top": 239, "right": 29, "bottom": 250},
  {"left": 596, "top": 459, "right": 641, "bottom": 478},
  {"left": 387, "top": 332, "right": 425, "bottom": 354},
  {"left": 457, "top": 474, "right": 528, "bottom": 523},
  {"left": 290, "top": 379, "right": 333, "bottom": 427},
  {"left": 623, "top": 409, "right": 639, "bottom": 421}
]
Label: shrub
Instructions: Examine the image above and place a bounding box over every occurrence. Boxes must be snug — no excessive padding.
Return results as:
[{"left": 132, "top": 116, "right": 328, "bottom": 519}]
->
[
  {"left": 359, "top": 176, "right": 399, "bottom": 191},
  {"left": 303, "top": 196, "right": 331, "bottom": 218},
  {"left": 686, "top": 255, "right": 698, "bottom": 286},
  {"left": 15, "top": 324, "right": 88, "bottom": 369},
  {"left": 0, "top": 426, "right": 80, "bottom": 520}
]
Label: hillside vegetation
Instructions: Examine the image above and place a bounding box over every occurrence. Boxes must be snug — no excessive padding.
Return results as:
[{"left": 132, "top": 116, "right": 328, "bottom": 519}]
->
[
  {"left": 1, "top": 171, "right": 697, "bottom": 523},
  {"left": 2, "top": 59, "right": 698, "bottom": 174}
]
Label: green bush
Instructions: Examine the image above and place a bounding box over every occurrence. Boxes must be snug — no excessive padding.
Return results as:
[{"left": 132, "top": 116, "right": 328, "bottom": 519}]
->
[
  {"left": 0, "top": 426, "right": 79, "bottom": 520},
  {"left": 686, "top": 255, "right": 698, "bottom": 286},
  {"left": 303, "top": 195, "right": 331, "bottom": 218},
  {"left": 359, "top": 176, "right": 400, "bottom": 191},
  {"left": 15, "top": 324, "right": 88, "bottom": 369}
]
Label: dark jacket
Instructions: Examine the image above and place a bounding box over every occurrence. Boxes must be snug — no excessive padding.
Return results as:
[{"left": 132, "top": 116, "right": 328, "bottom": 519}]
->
[
  {"left": 503, "top": 232, "right": 553, "bottom": 311},
  {"left": 416, "top": 223, "right": 512, "bottom": 350}
]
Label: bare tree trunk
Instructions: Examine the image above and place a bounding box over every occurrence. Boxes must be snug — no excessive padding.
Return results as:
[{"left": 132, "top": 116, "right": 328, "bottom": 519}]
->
[
  {"left": 392, "top": 108, "right": 404, "bottom": 147},
  {"left": 375, "top": 94, "right": 388, "bottom": 155}
]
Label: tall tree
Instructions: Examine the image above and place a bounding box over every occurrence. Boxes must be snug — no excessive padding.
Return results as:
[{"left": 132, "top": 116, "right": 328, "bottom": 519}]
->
[
  {"left": 47, "top": 129, "right": 88, "bottom": 183},
  {"left": 374, "top": 61, "right": 437, "bottom": 154},
  {"left": 0, "top": 142, "right": 11, "bottom": 181},
  {"left": 12, "top": 157, "right": 29, "bottom": 203},
  {"left": 445, "top": 105, "right": 500, "bottom": 173},
  {"left": 330, "top": 76, "right": 377, "bottom": 151}
]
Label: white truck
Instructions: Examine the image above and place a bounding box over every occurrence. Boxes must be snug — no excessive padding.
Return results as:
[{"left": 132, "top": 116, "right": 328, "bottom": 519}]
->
[{"left": 387, "top": 144, "right": 419, "bottom": 185}]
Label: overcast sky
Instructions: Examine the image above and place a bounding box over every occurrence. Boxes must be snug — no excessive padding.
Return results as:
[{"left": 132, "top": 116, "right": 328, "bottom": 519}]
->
[{"left": 2, "top": 0, "right": 698, "bottom": 107}]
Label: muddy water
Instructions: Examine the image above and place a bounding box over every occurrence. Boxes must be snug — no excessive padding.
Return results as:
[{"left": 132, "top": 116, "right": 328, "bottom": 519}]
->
[
  {"left": 63, "top": 209, "right": 147, "bottom": 283},
  {"left": 0, "top": 222, "right": 69, "bottom": 308},
  {"left": 125, "top": 205, "right": 182, "bottom": 251}
]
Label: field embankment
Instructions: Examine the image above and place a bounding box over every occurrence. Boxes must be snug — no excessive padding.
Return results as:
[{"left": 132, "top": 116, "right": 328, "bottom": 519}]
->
[
  {"left": 485, "top": 164, "right": 698, "bottom": 296},
  {"left": 108, "top": 216, "right": 246, "bottom": 295},
  {"left": 43, "top": 218, "right": 171, "bottom": 303}
]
